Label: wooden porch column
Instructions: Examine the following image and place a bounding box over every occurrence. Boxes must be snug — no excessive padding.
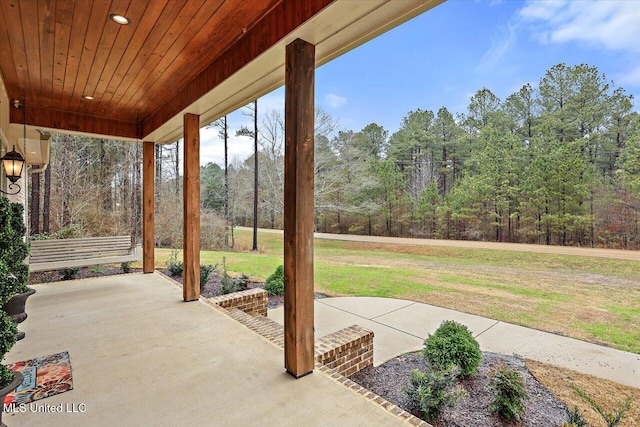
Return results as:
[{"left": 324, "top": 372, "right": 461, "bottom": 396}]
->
[
  {"left": 183, "top": 113, "right": 200, "bottom": 301},
  {"left": 284, "top": 38, "right": 315, "bottom": 378},
  {"left": 142, "top": 141, "right": 155, "bottom": 273}
]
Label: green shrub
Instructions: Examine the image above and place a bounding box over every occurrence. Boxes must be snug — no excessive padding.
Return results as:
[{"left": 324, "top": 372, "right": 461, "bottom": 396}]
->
[
  {"left": 402, "top": 366, "right": 466, "bottom": 420},
  {"left": 564, "top": 406, "right": 587, "bottom": 427},
  {"left": 221, "top": 275, "right": 235, "bottom": 295},
  {"left": 234, "top": 273, "right": 251, "bottom": 291},
  {"left": 166, "top": 250, "right": 183, "bottom": 276},
  {"left": 121, "top": 261, "right": 133, "bottom": 273},
  {"left": 264, "top": 265, "right": 284, "bottom": 296},
  {"left": 29, "top": 233, "right": 50, "bottom": 241},
  {"left": 200, "top": 264, "right": 215, "bottom": 287},
  {"left": 0, "top": 199, "right": 30, "bottom": 295},
  {"left": 423, "top": 320, "right": 482, "bottom": 377},
  {"left": 61, "top": 267, "right": 80, "bottom": 280},
  {"left": 0, "top": 198, "right": 28, "bottom": 388},
  {"left": 0, "top": 312, "right": 17, "bottom": 386},
  {"left": 89, "top": 265, "right": 105, "bottom": 274},
  {"left": 488, "top": 363, "right": 528, "bottom": 421},
  {"left": 572, "top": 384, "right": 632, "bottom": 427},
  {"left": 220, "top": 258, "right": 235, "bottom": 295},
  {"left": 54, "top": 224, "right": 83, "bottom": 239}
]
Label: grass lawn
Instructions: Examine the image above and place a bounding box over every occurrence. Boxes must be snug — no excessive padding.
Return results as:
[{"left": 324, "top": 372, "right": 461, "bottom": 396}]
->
[{"left": 155, "top": 229, "right": 640, "bottom": 354}]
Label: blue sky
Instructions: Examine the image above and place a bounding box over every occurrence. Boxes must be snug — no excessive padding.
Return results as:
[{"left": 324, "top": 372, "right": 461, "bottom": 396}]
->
[{"left": 200, "top": 0, "right": 640, "bottom": 166}]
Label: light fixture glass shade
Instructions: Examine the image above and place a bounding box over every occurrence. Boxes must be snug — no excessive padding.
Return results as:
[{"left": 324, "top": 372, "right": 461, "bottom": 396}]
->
[{"left": 2, "top": 146, "right": 25, "bottom": 183}]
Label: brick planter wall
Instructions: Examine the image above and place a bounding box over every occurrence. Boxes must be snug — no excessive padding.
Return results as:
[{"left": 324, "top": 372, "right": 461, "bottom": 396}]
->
[
  {"left": 208, "top": 288, "right": 268, "bottom": 317},
  {"left": 315, "top": 325, "right": 374, "bottom": 377}
]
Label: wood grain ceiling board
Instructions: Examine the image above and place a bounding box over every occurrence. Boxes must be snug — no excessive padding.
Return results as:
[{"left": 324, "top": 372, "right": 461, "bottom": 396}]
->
[{"left": 0, "top": 0, "right": 283, "bottom": 137}]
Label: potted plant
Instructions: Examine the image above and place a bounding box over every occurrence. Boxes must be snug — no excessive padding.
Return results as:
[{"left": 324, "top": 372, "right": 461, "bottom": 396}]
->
[
  {"left": 0, "top": 255, "right": 23, "bottom": 426},
  {"left": 0, "top": 198, "right": 34, "bottom": 340}
]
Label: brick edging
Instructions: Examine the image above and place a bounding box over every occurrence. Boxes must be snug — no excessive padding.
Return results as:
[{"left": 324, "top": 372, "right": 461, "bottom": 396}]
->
[
  {"left": 200, "top": 292, "right": 430, "bottom": 426},
  {"left": 155, "top": 272, "right": 430, "bottom": 427},
  {"left": 315, "top": 363, "right": 432, "bottom": 426}
]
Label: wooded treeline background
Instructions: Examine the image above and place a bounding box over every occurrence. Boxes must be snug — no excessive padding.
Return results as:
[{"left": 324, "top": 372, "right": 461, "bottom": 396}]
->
[{"left": 28, "top": 63, "right": 640, "bottom": 249}]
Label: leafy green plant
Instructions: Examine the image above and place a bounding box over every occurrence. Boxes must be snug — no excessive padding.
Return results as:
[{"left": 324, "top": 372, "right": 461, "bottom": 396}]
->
[
  {"left": 423, "top": 320, "right": 482, "bottom": 377},
  {"left": 572, "top": 384, "right": 632, "bottom": 427},
  {"left": 220, "top": 258, "right": 236, "bottom": 295},
  {"left": 200, "top": 264, "right": 215, "bottom": 287},
  {"left": 233, "top": 273, "right": 251, "bottom": 291},
  {"left": 264, "top": 265, "right": 284, "bottom": 296},
  {"left": 0, "top": 198, "right": 26, "bottom": 387},
  {"left": 29, "top": 233, "right": 50, "bottom": 241},
  {"left": 61, "top": 267, "right": 81, "bottom": 280},
  {"left": 120, "top": 261, "right": 133, "bottom": 273},
  {"left": 0, "top": 199, "right": 30, "bottom": 296},
  {"left": 90, "top": 265, "right": 105, "bottom": 274},
  {"left": 0, "top": 309, "right": 18, "bottom": 388},
  {"left": 564, "top": 406, "right": 587, "bottom": 427},
  {"left": 488, "top": 363, "right": 528, "bottom": 421},
  {"left": 166, "top": 250, "right": 183, "bottom": 276},
  {"left": 53, "top": 224, "right": 83, "bottom": 240},
  {"left": 402, "top": 366, "right": 467, "bottom": 420}
]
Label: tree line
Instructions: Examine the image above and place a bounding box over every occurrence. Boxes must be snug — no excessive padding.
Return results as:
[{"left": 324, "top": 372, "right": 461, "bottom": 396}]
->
[{"left": 30, "top": 63, "right": 640, "bottom": 249}]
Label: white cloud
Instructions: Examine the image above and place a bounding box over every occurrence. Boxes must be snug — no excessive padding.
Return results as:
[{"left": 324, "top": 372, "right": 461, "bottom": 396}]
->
[
  {"left": 200, "top": 125, "right": 254, "bottom": 168},
  {"left": 258, "top": 90, "right": 285, "bottom": 113},
  {"left": 324, "top": 93, "right": 347, "bottom": 108},
  {"left": 519, "top": 0, "right": 640, "bottom": 52},
  {"left": 477, "top": 22, "right": 516, "bottom": 72},
  {"left": 618, "top": 64, "right": 640, "bottom": 87}
]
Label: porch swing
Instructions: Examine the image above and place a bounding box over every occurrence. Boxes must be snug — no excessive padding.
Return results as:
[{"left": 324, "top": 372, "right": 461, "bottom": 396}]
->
[
  {"left": 27, "top": 152, "right": 142, "bottom": 272},
  {"left": 24, "top": 109, "right": 143, "bottom": 273},
  {"left": 29, "top": 236, "right": 141, "bottom": 273}
]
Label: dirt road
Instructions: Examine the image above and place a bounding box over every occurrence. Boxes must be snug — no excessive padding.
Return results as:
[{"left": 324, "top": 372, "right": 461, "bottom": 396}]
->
[{"left": 238, "top": 227, "right": 640, "bottom": 261}]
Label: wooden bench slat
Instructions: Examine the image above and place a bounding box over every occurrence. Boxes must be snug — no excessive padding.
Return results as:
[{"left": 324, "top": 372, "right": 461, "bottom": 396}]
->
[
  {"left": 31, "top": 252, "right": 133, "bottom": 262},
  {"left": 29, "top": 236, "right": 140, "bottom": 273},
  {"left": 31, "top": 245, "right": 132, "bottom": 254}
]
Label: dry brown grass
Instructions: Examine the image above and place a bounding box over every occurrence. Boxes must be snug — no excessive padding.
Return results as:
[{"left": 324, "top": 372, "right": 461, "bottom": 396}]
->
[
  {"left": 527, "top": 359, "right": 640, "bottom": 426},
  {"left": 316, "top": 242, "right": 640, "bottom": 353}
]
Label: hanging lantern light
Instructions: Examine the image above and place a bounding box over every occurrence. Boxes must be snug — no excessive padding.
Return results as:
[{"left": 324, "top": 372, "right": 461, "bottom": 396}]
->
[
  {"left": 1, "top": 96, "right": 27, "bottom": 195},
  {"left": 1, "top": 145, "right": 25, "bottom": 183}
]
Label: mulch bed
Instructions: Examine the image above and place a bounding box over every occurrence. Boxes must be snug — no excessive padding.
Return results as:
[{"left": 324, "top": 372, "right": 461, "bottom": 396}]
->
[
  {"left": 29, "top": 266, "right": 325, "bottom": 309},
  {"left": 350, "top": 351, "right": 568, "bottom": 427},
  {"left": 158, "top": 269, "right": 283, "bottom": 308},
  {"left": 28, "top": 266, "right": 142, "bottom": 284},
  {"left": 158, "top": 269, "right": 327, "bottom": 309}
]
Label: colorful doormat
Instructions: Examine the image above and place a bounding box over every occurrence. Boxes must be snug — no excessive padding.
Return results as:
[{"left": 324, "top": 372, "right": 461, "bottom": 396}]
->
[{"left": 4, "top": 351, "right": 73, "bottom": 405}]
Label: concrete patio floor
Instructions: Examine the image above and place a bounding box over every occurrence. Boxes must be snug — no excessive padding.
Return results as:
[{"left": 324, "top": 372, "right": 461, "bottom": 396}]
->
[{"left": 5, "top": 274, "right": 405, "bottom": 427}]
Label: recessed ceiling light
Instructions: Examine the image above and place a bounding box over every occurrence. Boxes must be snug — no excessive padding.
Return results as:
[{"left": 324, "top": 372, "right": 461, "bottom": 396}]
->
[
  {"left": 83, "top": 95, "right": 94, "bottom": 100},
  {"left": 109, "top": 14, "right": 130, "bottom": 25}
]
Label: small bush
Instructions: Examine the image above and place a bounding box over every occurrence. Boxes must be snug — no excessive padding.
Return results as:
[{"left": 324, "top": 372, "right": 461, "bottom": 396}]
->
[
  {"left": 564, "top": 406, "right": 587, "bottom": 427},
  {"left": 402, "top": 366, "right": 467, "bottom": 420},
  {"left": 61, "top": 267, "right": 80, "bottom": 280},
  {"left": 423, "top": 320, "right": 482, "bottom": 377},
  {"left": 54, "top": 224, "right": 83, "bottom": 239},
  {"left": 29, "top": 233, "right": 50, "bottom": 241},
  {"left": 200, "top": 264, "right": 215, "bottom": 287},
  {"left": 90, "top": 265, "right": 105, "bottom": 274},
  {"left": 121, "top": 261, "right": 132, "bottom": 273},
  {"left": 234, "top": 273, "right": 251, "bottom": 291},
  {"left": 264, "top": 265, "right": 284, "bottom": 296},
  {"left": 488, "top": 363, "right": 528, "bottom": 421},
  {"left": 219, "top": 257, "right": 236, "bottom": 295},
  {"left": 0, "top": 312, "right": 17, "bottom": 386},
  {"left": 572, "top": 384, "right": 632, "bottom": 427},
  {"left": 166, "top": 250, "right": 183, "bottom": 276}
]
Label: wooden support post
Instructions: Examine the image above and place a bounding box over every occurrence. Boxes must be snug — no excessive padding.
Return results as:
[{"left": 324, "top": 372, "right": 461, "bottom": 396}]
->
[
  {"left": 183, "top": 113, "right": 200, "bottom": 301},
  {"left": 142, "top": 141, "right": 155, "bottom": 273},
  {"left": 284, "top": 38, "right": 315, "bottom": 378}
]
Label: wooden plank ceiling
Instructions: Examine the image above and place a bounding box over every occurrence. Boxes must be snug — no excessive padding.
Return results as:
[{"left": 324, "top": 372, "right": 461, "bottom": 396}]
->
[{"left": 0, "top": 0, "right": 333, "bottom": 139}]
